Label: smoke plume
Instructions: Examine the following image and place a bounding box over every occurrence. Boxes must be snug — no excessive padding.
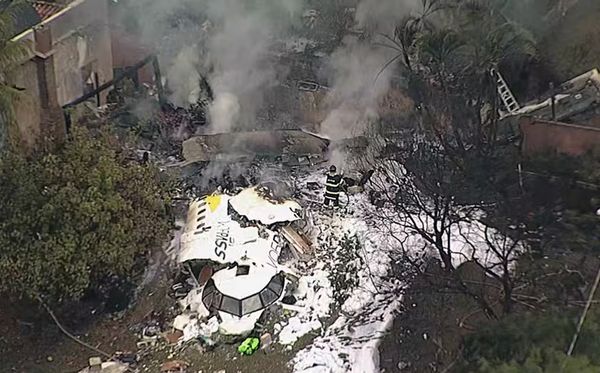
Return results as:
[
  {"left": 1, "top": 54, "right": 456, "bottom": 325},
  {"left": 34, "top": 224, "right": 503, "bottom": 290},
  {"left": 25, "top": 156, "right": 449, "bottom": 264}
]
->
[
  {"left": 120, "top": 0, "right": 303, "bottom": 133},
  {"left": 319, "top": 0, "right": 421, "bottom": 167}
]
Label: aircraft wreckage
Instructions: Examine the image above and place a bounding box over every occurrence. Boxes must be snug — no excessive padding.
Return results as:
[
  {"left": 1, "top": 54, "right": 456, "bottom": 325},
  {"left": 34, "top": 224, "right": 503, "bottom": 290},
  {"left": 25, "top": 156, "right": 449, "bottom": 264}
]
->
[
  {"left": 181, "top": 130, "right": 330, "bottom": 166},
  {"left": 173, "top": 185, "right": 313, "bottom": 338}
]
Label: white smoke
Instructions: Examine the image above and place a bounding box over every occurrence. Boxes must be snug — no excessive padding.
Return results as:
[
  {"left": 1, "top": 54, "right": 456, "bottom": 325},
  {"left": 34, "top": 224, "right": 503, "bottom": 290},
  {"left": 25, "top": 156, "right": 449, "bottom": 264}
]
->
[
  {"left": 203, "top": 0, "right": 279, "bottom": 133},
  {"left": 355, "top": 0, "right": 421, "bottom": 31},
  {"left": 208, "top": 92, "right": 240, "bottom": 134},
  {"left": 319, "top": 0, "right": 422, "bottom": 166},
  {"left": 320, "top": 36, "right": 393, "bottom": 140},
  {"left": 118, "top": 0, "right": 303, "bottom": 133},
  {"left": 167, "top": 46, "right": 202, "bottom": 107}
]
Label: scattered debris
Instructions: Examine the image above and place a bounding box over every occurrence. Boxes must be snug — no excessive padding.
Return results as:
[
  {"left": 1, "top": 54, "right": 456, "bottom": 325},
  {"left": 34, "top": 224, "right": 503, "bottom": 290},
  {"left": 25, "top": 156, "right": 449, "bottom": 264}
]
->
[
  {"left": 78, "top": 361, "right": 128, "bottom": 373},
  {"left": 173, "top": 187, "right": 312, "bottom": 337},
  {"left": 163, "top": 330, "right": 184, "bottom": 344},
  {"left": 160, "top": 360, "right": 189, "bottom": 373},
  {"left": 181, "top": 130, "right": 330, "bottom": 165},
  {"left": 260, "top": 333, "right": 273, "bottom": 353},
  {"left": 347, "top": 185, "right": 364, "bottom": 195},
  {"left": 280, "top": 226, "right": 313, "bottom": 259},
  {"left": 89, "top": 357, "right": 102, "bottom": 367},
  {"left": 306, "top": 181, "right": 320, "bottom": 190}
]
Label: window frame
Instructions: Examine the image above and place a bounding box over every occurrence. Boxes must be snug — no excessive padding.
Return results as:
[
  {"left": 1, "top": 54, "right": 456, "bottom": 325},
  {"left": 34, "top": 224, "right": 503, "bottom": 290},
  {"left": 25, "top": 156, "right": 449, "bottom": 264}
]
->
[{"left": 202, "top": 273, "right": 285, "bottom": 317}]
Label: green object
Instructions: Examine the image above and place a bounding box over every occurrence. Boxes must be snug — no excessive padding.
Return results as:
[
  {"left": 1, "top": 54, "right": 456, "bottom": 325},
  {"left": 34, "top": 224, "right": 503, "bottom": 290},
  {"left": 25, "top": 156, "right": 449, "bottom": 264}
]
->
[{"left": 238, "top": 337, "right": 260, "bottom": 356}]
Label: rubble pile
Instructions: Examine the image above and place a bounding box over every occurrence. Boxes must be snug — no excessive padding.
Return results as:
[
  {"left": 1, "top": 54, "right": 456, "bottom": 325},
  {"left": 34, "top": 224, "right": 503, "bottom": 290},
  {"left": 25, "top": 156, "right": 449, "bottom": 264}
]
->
[{"left": 157, "top": 103, "right": 206, "bottom": 140}]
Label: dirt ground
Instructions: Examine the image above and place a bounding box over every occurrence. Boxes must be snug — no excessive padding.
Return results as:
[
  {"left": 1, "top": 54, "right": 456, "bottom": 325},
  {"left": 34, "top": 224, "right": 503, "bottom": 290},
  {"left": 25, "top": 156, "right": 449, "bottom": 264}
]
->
[
  {"left": 379, "top": 261, "right": 502, "bottom": 373},
  {"left": 0, "top": 249, "right": 305, "bottom": 373}
]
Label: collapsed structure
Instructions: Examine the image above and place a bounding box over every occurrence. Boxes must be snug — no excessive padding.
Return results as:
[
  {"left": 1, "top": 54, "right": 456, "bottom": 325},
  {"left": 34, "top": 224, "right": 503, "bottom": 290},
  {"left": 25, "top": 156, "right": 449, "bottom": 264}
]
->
[
  {"left": 173, "top": 186, "right": 312, "bottom": 337},
  {"left": 500, "top": 68, "right": 600, "bottom": 155},
  {"left": 181, "top": 130, "right": 330, "bottom": 166}
]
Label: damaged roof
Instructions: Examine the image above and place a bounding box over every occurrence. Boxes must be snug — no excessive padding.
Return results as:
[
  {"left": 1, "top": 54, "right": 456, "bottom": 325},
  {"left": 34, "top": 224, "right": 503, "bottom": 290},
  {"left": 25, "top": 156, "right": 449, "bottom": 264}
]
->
[
  {"left": 31, "top": 1, "right": 65, "bottom": 21},
  {"left": 182, "top": 130, "right": 330, "bottom": 164},
  {"left": 513, "top": 69, "right": 600, "bottom": 125}
]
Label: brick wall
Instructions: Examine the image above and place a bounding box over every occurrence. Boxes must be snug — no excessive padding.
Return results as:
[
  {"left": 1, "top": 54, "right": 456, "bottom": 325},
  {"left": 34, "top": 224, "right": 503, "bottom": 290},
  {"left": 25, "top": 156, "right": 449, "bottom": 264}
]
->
[{"left": 520, "top": 116, "right": 600, "bottom": 156}]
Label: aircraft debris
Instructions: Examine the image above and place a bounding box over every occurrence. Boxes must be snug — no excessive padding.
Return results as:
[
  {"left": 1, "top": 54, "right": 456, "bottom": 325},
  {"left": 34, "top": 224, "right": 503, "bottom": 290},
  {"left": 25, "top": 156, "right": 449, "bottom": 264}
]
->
[
  {"left": 181, "top": 130, "right": 329, "bottom": 165},
  {"left": 174, "top": 186, "right": 309, "bottom": 337}
]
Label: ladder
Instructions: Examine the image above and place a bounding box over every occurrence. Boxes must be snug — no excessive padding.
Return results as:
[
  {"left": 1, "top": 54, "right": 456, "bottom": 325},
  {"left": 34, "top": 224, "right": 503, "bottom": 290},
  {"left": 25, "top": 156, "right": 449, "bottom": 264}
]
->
[{"left": 491, "top": 68, "right": 520, "bottom": 114}]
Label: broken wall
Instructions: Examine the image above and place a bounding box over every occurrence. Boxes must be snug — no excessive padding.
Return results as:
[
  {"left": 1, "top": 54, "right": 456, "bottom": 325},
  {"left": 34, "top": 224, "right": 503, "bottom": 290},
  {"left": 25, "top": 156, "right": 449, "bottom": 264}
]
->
[
  {"left": 49, "top": 0, "right": 113, "bottom": 106},
  {"left": 110, "top": 30, "right": 155, "bottom": 85},
  {"left": 9, "top": 0, "right": 113, "bottom": 149}
]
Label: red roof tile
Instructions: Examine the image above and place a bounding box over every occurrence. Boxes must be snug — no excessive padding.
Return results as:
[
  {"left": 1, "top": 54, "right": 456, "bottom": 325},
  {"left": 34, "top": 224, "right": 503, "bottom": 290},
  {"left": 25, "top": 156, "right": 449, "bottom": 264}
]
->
[{"left": 31, "top": 1, "right": 64, "bottom": 21}]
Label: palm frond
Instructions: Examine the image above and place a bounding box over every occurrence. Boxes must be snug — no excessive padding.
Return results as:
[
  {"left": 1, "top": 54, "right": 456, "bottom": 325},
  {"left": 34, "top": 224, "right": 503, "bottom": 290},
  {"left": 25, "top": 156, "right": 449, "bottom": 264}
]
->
[
  {"left": 374, "top": 54, "right": 403, "bottom": 84},
  {"left": 420, "top": 29, "right": 465, "bottom": 66},
  {"left": 0, "top": 38, "right": 29, "bottom": 72}
]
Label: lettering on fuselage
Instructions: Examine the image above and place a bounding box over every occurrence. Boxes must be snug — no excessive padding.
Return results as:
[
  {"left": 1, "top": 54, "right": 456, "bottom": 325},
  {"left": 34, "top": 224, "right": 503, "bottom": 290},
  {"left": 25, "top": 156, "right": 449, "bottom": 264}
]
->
[
  {"left": 267, "top": 233, "right": 283, "bottom": 269},
  {"left": 214, "top": 221, "right": 233, "bottom": 260}
]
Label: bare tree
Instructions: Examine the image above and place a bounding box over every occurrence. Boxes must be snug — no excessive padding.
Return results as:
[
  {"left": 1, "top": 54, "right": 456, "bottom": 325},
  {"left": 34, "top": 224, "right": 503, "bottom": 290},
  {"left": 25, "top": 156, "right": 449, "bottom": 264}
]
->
[
  {"left": 457, "top": 220, "right": 525, "bottom": 314},
  {"left": 358, "top": 136, "right": 527, "bottom": 318}
]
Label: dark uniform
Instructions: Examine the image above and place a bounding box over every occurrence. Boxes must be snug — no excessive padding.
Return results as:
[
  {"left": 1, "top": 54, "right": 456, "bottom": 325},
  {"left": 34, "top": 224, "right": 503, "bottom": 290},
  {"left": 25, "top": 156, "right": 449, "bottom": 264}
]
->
[{"left": 324, "top": 166, "right": 343, "bottom": 207}]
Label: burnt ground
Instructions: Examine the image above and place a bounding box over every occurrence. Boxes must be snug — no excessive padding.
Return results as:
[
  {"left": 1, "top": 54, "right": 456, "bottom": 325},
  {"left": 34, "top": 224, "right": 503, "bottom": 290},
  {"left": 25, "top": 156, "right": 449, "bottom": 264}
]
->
[
  {"left": 0, "top": 247, "right": 170, "bottom": 373},
  {"left": 0, "top": 248, "right": 306, "bottom": 373}
]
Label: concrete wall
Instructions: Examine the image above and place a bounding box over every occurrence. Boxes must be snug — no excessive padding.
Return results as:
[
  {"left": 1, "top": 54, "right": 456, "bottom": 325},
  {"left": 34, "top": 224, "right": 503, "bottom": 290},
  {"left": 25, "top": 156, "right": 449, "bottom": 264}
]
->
[
  {"left": 8, "top": 60, "right": 42, "bottom": 148},
  {"left": 520, "top": 117, "right": 600, "bottom": 156}
]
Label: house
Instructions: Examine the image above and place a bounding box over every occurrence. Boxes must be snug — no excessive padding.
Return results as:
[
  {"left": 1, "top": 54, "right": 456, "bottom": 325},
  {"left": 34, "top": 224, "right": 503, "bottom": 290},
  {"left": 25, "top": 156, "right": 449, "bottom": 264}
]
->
[
  {"left": 506, "top": 69, "right": 600, "bottom": 155},
  {"left": 7, "top": 0, "right": 114, "bottom": 148},
  {"left": 519, "top": 117, "right": 600, "bottom": 156}
]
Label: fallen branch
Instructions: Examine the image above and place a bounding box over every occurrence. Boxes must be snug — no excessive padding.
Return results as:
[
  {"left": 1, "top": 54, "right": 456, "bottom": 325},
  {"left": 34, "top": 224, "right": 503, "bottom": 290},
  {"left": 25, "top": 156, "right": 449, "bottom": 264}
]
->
[{"left": 36, "top": 295, "right": 133, "bottom": 372}]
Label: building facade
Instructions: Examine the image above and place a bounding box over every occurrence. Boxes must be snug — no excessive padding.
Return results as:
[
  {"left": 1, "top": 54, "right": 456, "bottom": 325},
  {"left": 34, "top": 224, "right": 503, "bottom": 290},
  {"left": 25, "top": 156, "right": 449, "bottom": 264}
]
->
[{"left": 8, "top": 0, "right": 113, "bottom": 148}]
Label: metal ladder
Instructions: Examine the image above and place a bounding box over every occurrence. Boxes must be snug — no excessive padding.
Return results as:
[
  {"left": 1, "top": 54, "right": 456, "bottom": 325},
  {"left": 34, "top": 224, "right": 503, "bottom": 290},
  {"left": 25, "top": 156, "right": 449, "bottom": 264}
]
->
[{"left": 491, "top": 68, "right": 520, "bottom": 114}]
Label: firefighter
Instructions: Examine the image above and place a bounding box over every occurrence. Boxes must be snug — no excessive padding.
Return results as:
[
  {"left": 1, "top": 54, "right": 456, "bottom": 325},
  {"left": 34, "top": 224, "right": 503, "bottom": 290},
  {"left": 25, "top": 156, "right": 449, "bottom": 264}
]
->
[{"left": 324, "top": 165, "right": 343, "bottom": 208}]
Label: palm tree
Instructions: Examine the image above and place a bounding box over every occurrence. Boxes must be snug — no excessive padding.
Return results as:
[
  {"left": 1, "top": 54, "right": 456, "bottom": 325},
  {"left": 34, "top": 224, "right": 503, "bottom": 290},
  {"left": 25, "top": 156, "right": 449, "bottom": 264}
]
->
[
  {"left": 375, "top": 0, "right": 450, "bottom": 76},
  {"left": 374, "top": 16, "right": 420, "bottom": 77},
  {"left": 0, "top": 0, "right": 31, "bottom": 146},
  {"left": 449, "top": 0, "right": 536, "bottom": 149},
  {"left": 375, "top": 0, "right": 537, "bottom": 153}
]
